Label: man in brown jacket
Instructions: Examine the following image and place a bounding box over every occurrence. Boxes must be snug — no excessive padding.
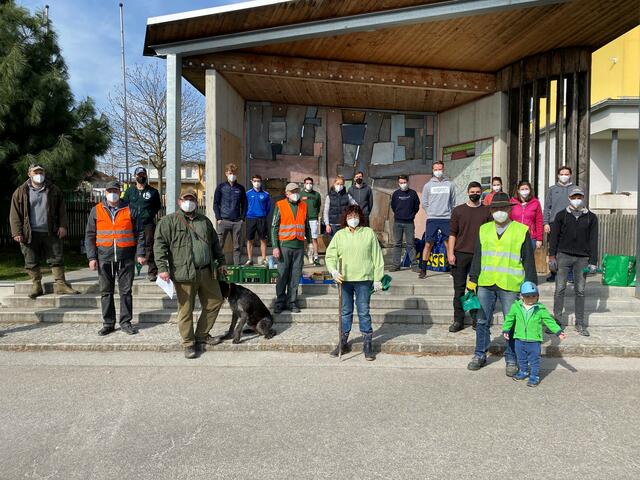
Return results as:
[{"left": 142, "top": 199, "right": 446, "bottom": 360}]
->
[{"left": 9, "top": 163, "right": 78, "bottom": 298}]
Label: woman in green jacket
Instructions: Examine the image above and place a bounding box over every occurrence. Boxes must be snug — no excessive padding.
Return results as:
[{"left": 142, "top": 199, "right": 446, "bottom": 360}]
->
[
  {"left": 502, "top": 281, "right": 566, "bottom": 386},
  {"left": 325, "top": 205, "right": 384, "bottom": 360}
]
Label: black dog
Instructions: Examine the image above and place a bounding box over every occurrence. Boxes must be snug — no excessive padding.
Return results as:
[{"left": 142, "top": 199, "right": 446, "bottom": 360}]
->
[{"left": 218, "top": 281, "right": 276, "bottom": 343}]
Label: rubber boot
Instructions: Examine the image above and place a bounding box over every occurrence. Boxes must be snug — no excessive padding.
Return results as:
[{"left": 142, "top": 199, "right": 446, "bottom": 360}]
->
[
  {"left": 52, "top": 266, "right": 79, "bottom": 295},
  {"left": 27, "top": 267, "right": 43, "bottom": 299},
  {"left": 329, "top": 333, "right": 351, "bottom": 357},
  {"left": 363, "top": 333, "right": 376, "bottom": 361}
]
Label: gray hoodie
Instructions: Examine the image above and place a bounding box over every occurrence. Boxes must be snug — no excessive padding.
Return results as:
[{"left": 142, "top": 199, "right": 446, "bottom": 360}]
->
[
  {"left": 421, "top": 177, "right": 456, "bottom": 220},
  {"left": 543, "top": 182, "right": 573, "bottom": 225},
  {"left": 347, "top": 182, "right": 373, "bottom": 217}
]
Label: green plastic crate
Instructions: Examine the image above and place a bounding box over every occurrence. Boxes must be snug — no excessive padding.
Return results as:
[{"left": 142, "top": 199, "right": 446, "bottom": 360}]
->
[
  {"left": 223, "top": 265, "right": 241, "bottom": 283},
  {"left": 268, "top": 269, "right": 279, "bottom": 284},
  {"left": 241, "top": 266, "right": 268, "bottom": 283}
]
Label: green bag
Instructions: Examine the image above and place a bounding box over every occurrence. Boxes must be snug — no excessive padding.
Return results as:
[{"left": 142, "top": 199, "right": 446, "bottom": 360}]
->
[
  {"left": 602, "top": 255, "right": 636, "bottom": 287},
  {"left": 460, "top": 291, "right": 481, "bottom": 312}
]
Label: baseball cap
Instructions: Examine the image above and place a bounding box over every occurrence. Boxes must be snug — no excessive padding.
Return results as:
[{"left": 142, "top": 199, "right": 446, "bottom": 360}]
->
[
  {"left": 105, "top": 180, "right": 121, "bottom": 191},
  {"left": 520, "top": 281, "right": 538, "bottom": 296},
  {"left": 285, "top": 182, "right": 299, "bottom": 192},
  {"left": 134, "top": 166, "right": 147, "bottom": 175},
  {"left": 180, "top": 188, "right": 197, "bottom": 199},
  {"left": 28, "top": 163, "right": 45, "bottom": 172},
  {"left": 569, "top": 186, "right": 585, "bottom": 197}
]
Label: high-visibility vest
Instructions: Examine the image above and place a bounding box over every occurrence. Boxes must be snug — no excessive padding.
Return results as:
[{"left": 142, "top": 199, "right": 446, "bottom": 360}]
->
[
  {"left": 478, "top": 221, "right": 528, "bottom": 292},
  {"left": 95, "top": 203, "right": 136, "bottom": 248},
  {"left": 277, "top": 199, "right": 307, "bottom": 241}
]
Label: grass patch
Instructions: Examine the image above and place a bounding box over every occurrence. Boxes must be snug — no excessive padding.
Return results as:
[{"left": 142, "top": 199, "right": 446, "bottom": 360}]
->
[{"left": 0, "top": 248, "right": 87, "bottom": 281}]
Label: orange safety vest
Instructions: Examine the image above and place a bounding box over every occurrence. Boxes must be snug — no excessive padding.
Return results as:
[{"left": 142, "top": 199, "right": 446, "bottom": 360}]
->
[
  {"left": 95, "top": 203, "right": 136, "bottom": 248},
  {"left": 277, "top": 199, "right": 307, "bottom": 241}
]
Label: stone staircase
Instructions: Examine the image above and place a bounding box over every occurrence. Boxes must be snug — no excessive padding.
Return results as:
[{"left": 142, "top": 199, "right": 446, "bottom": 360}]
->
[{"left": 1, "top": 270, "right": 639, "bottom": 355}]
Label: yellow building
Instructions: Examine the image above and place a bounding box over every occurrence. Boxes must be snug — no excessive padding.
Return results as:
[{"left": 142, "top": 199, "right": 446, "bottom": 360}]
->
[{"left": 148, "top": 159, "right": 207, "bottom": 202}]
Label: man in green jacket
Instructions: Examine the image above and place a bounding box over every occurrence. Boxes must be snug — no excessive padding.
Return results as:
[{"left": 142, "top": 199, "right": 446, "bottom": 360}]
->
[
  {"left": 502, "top": 282, "right": 566, "bottom": 387},
  {"left": 154, "top": 189, "right": 226, "bottom": 359},
  {"left": 301, "top": 177, "right": 322, "bottom": 266}
]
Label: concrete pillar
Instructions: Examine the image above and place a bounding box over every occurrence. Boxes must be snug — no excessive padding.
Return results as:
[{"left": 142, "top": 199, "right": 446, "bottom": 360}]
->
[
  {"left": 166, "top": 54, "right": 182, "bottom": 214},
  {"left": 205, "top": 70, "right": 220, "bottom": 220},
  {"left": 611, "top": 129, "right": 619, "bottom": 193}
]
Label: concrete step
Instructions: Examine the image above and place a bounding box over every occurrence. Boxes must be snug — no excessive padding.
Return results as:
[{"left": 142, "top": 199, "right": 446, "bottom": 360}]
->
[
  {"left": 3, "top": 292, "right": 639, "bottom": 314},
  {"left": 0, "top": 307, "right": 638, "bottom": 327},
  {"left": 0, "top": 322, "right": 638, "bottom": 357}
]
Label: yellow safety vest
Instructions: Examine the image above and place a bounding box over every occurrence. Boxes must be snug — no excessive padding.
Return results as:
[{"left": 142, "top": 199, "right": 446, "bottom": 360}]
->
[{"left": 478, "top": 221, "right": 528, "bottom": 292}]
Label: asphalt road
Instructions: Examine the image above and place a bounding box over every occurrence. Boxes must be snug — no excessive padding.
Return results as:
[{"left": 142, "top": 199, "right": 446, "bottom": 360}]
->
[{"left": 1, "top": 351, "right": 639, "bottom": 480}]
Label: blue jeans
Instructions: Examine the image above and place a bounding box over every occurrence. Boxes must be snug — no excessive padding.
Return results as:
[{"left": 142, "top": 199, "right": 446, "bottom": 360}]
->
[
  {"left": 515, "top": 340, "right": 541, "bottom": 377},
  {"left": 475, "top": 286, "right": 518, "bottom": 363},
  {"left": 341, "top": 281, "right": 373, "bottom": 335}
]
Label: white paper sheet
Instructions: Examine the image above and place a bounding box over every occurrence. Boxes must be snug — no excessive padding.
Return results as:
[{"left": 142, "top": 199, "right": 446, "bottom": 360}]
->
[{"left": 155, "top": 277, "right": 175, "bottom": 299}]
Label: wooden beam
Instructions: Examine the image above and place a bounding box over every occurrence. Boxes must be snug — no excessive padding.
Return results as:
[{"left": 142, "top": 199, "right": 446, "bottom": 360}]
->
[{"left": 183, "top": 52, "right": 496, "bottom": 95}]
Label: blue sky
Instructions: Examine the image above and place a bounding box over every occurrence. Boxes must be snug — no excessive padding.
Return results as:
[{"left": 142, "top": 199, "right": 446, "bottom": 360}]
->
[{"left": 17, "top": 0, "right": 240, "bottom": 111}]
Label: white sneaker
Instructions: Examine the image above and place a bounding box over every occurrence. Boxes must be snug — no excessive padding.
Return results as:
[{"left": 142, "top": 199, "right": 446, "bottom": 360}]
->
[{"left": 244, "top": 259, "right": 253, "bottom": 266}]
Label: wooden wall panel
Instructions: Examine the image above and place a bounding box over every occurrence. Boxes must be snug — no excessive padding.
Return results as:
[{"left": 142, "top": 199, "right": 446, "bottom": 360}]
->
[
  {"left": 357, "top": 111, "right": 384, "bottom": 175},
  {"left": 326, "top": 108, "right": 343, "bottom": 183},
  {"left": 282, "top": 105, "right": 306, "bottom": 155}
]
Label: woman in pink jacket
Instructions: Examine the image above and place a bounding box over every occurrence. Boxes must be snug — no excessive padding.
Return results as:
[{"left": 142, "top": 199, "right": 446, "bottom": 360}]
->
[{"left": 510, "top": 181, "right": 543, "bottom": 250}]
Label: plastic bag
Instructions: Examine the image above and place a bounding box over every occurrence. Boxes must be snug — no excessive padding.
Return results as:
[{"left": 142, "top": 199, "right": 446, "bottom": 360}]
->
[
  {"left": 460, "top": 291, "right": 481, "bottom": 312},
  {"left": 602, "top": 255, "right": 636, "bottom": 287},
  {"left": 419, "top": 229, "right": 450, "bottom": 272}
]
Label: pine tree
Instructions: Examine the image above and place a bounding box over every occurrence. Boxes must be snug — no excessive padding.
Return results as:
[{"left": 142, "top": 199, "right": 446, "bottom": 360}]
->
[{"left": 0, "top": 0, "right": 111, "bottom": 196}]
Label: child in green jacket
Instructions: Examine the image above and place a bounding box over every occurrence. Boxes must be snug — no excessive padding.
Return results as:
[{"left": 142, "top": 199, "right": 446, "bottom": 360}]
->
[{"left": 502, "top": 281, "right": 566, "bottom": 387}]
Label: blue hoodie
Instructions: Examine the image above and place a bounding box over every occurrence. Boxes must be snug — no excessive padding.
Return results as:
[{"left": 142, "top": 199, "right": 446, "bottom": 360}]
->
[{"left": 246, "top": 188, "right": 271, "bottom": 219}]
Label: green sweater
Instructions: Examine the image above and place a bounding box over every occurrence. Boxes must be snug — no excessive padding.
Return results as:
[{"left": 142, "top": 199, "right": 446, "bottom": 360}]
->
[
  {"left": 271, "top": 201, "right": 311, "bottom": 249},
  {"left": 325, "top": 226, "right": 384, "bottom": 282},
  {"left": 502, "top": 300, "right": 562, "bottom": 342},
  {"left": 302, "top": 189, "right": 322, "bottom": 219}
]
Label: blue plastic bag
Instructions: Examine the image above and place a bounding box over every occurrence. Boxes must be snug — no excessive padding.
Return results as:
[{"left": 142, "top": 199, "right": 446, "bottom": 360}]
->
[{"left": 419, "top": 229, "right": 450, "bottom": 272}]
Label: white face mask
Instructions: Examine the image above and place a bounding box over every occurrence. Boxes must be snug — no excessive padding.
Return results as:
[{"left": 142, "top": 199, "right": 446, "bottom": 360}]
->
[
  {"left": 558, "top": 175, "right": 571, "bottom": 184},
  {"left": 32, "top": 174, "right": 45, "bottom": 184},
  {"left": 347, "top": 217, "right": 359, "bottom": 228},
  {"left": 492, "top": 210, "right": 509, "bottom": 223},
  {"left": 570, "top": 198, "right": 583, "bottom": 209},
  {"left": 334, "top": 184, "right": 343, "bottom": 192},
  {"left": 227, "top": 174, "right": 236, "bottom": 183},
  {"left": 106, "top": 192, "right": 119, "bottom": 203},
  {"left": 252, "top": 181, "right": 261, "bottom": 189},
  {"left": 519, "top": 189, "right": 530, "bottom": 198},
  {"left": 399, "top": 183, "right": 409, "bottom": 191},
  {"left": 304, "top": 183, "right": 313, "bottom": 191},
  {"left": 433, "top": 170, "right": 443, "bottom": 178},
  {"left": 492, "top": 185, "right": 502, "bottom": 192},
  {"left": 180, "top": 200, "right": 196, "bottom": 213},
  {"left": 289, "top": 193, "right": 300, "bottom": 202}
]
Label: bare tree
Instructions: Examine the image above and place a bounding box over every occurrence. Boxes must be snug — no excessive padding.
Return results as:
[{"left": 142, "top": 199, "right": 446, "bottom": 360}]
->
[{"left": 104, "top": 62, "right": 205, "bottom": 198}]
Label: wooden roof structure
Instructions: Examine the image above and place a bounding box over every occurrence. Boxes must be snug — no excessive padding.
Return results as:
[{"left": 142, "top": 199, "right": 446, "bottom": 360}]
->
[{"left": 144, "top": 0, "right": 639, "bottom": 112}]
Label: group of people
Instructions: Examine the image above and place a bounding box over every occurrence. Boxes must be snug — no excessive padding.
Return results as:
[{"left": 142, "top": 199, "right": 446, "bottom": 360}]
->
[{"left": 9, "top": 161, "right": 599, "bottom": 373}]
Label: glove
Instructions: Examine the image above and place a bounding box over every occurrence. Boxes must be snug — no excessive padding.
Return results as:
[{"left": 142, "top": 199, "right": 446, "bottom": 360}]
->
[
  {"left": 466, "top": 280, "right": 477, "bottom": 294},
  {"left": 548, "top": 257, "right": 558, "bottom": 273},
  {"left": 588, "top": 264, "right": 597, "bottom": 274},
  {"left": 331, "top": 270, "right": 344, "bottom": 284},
  {"left": 373, "top": 281, "right": 383, "bottom": 292}
]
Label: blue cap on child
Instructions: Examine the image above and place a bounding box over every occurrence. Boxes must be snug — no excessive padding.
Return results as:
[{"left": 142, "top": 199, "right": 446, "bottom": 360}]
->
[{"left": 520, "top": 281, "right": 538, "bottom": 295}]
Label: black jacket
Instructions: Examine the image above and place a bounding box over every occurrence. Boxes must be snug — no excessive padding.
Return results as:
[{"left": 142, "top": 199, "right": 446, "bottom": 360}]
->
[
  {"left": 213, "top": 181, "right": 246, "bottom": 221},
  {"left": 549, "top": 208, "right": 598, "bottom": 265},
  {"left": 122, "top": 184, "right": 161, "bottom": 226},
  {"left": 348, "top": 183, "right": 373, "bottom": 217},
  {"left": 391, "top": 188, "right": 420, "bottom": 223}
]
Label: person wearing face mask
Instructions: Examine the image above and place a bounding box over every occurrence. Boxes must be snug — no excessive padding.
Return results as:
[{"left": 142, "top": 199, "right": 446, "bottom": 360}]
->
[
  {"left": 122, "top": 166, "right": 161, "bottom": 281},
  {"left": 543, "top": 166, "right": 574, "bottom": 282},
  {"left": 549, "top": 186, "right": 598, "bottom": 337},
  {"left": 347, "top": 171, "right": 374, "bottom": 227},
  {"left": 85, "top": 181, "right": 146, "bottom": 337},
  {"left": 466, "top": 192, "right": 537, "bottom": 375},
  {"left": 10, "top": 163, "right": 78, "bottom": 298},
  {"left": 389, "top": 175, "right": 420, "bottom": 272},
  {"left": 509, "top": 181, "right": 543, "bottom": 250},
  {"left": 325, "top": 205, "right": 384, "bottom": 361},
  {"left": 301, "top": 177, "right": 322, "bottom": 266},
  {"left": 271, "top": 183, "right": 311, "bottom": 314},
  {"left": 245, "top": 174, "right": 271, "bottom": 265},
  {"left": 447, "top": 182, "right": 492, "bottom": 332},
  {"left": 323, "top": 175, "right": 357, "bottom": 238},
  {"left": 213, "top": 163, "right": 247, "bottom": 265},
  {"left": 419, "top": 161, "right": 456, "bottom": 279},
  {"left": 482, "top": 177, "right": 503, "bottom": 206},
  {"left": 154, "top": 189, "right": 227, "bottom": 358}
]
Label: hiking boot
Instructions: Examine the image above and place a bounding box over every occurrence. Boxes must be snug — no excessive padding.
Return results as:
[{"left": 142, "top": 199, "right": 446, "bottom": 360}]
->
[
  {"left": 513, "top": 371, "right": 529, "bottom": 381},
  {"left": 329, "top": 333, "right": 351, "bottom": 357},
  {"left": 527, "top": 375, "right": 540, "bottom": 387},
  {"left": 388, "top": 265, "right": 400, "bottom": 272},
  {"left": 184, "top": 346, "right": 198, "bottom": 359},
  {"left": 26, "top": 267, "right": 43, "bottom": 299},
  {"left": 120, "top": 323, "right": 138, "bottom": 335},
  {"left": 52, "top": 266, "right": 79, "bottom": 295},
  {"left": 273, "top": 304, "right": 283, "bottom": 314},
  {"left": 197, "top": 334, "right": 223, "bottom": 346},
  {"left": 505, "top": 362, "right": 519, "bottom": 377},
  {"left": 448, "top": 322, "right": 464, "bottom": 333},
  {"left": 467, "top": 356, "right": 486, "bottom": 371},
  {"left": 363, "top": 333, "right": 375, "bottom": 361},
  {"left": 418, "top": 268, "right": 427, "bottom": 279},
  {"left": 98, "top": 325, "right": 115, "bottom": 336},
  {"left": 576, "top": 324, "right": 590, "bottom": 336}
]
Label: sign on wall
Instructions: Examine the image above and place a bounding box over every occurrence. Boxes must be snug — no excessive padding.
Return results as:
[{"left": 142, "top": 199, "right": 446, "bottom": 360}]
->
[{"left": 442, "top": 138, "right": 494, "bottom": 203}]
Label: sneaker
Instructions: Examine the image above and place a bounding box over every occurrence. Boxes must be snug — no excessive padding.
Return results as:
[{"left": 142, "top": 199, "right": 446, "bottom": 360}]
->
[
  {"left": 505, "top": 362, "right": 519, "bottom": 377},
  {"left": 313, "top": 257, "right": 321, "bottom": 266},
  {"left": 196, "top": 334, "right": 223, "bottom": 346},
  {"left": 527, "top": 375, "right": 540, "bottom": 387},
  {"left": 467, "top": 356, "right": 486, "bottom": 371},
  {"left": 448, "top": 322, "right": 464, "bottom": 333},
  {"left": 273, "top": 304, "right": 283, "bottom": 314},
  {"left": 418, "top": 269, "right": 427, "bottom": 279},
  {"left": 513, "top": 371, "right": 529, "bottom": 381},
  {"left": 388, "top": 265, "right": 400, "bottom": 272},
  {"left": 546, "top": 273, "right": 556, "bottom": 283},
  {"left": 98, "top": 326, "right": 115, "bottom": 336},
  {"left": 244, "top": 259, "right": 253, "bottom": 266},
  {"left": 120, "top": 323, "right": 139, "bottom": 335},
  {"left": 576, "top": 325, "right": 590, "bottom": 336},
  {"left": 290, "top": 304, "right": 301, "bottom": 313}
]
